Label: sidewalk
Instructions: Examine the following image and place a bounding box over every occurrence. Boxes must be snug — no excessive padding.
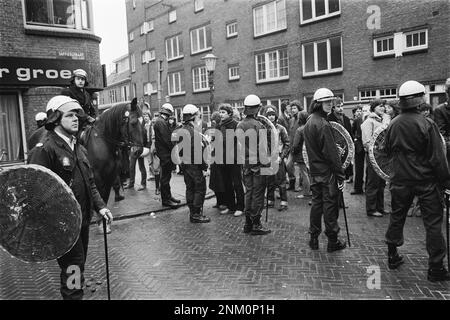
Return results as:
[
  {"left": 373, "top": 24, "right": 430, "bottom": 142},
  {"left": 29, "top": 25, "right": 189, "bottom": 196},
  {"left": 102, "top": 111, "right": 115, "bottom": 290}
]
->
[{"left": 105, "top": 173, "right": 214, "bottom": 221}]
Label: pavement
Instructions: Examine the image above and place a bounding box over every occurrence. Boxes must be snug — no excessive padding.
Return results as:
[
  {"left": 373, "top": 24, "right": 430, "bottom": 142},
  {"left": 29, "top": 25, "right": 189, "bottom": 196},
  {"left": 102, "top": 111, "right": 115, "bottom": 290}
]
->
[{"left": 1, "top": 176, "right": 450, "bottom": 300}]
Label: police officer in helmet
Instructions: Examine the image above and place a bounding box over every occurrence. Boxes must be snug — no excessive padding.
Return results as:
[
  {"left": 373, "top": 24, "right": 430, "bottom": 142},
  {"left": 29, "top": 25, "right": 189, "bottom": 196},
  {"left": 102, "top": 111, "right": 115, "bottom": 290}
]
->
[
  {"left": 179, "top": 104, "right": 211, "bottom": 223},
  {"left": 303, "top": 88, "right": 347, "bottom": 252},
  {"left": 384, "top": 80, "right": 450, "bottom": 282},
  {"left": 236, "top": 94, "right": 271, "bottom": 235}
]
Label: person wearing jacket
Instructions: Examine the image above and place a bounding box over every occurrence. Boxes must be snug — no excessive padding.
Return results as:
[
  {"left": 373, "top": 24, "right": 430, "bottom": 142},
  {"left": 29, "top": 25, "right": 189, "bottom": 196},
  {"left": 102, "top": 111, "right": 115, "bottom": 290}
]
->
[
  {"left": 303, "top": 88, "right": 347, "bottom": 252},
  {"left": 265, "top": 106, "right": 290, "bottom": 211},
  {"left": 237, "top": 94, "right": 271, "bottom": 235},
  {"left": 28, "top": 95, "right": 113, "bottom": 300},
  {"left": 291, "top": 114, "right": 310, "bottom": 200},
  {"left": 384, "top": 80, "right": 450, "bottom": 282},
  {"left": 361, "top": 99, "right": 387, "bottom": 217},
  {"left": 277, "top": 101, "right": 290, "bottom": 131},
  {"left": 218, "top": 104, "right": 245, "bottom": 216},
  {"left": 350, "top": 106, "right": 365, "bottom": 195},
  {"left": 153, "top": 103, "right": 180, "bottom": 208},
  {"left": 179, "top": 104, "right": 211, "bottom": 223}
]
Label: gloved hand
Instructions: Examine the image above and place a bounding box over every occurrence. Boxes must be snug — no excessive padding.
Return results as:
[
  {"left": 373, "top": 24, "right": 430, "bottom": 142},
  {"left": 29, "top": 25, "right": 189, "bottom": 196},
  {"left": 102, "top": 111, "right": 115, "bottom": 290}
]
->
[{"left": 98, "top": 208, "right": 113, "bottom": 223}]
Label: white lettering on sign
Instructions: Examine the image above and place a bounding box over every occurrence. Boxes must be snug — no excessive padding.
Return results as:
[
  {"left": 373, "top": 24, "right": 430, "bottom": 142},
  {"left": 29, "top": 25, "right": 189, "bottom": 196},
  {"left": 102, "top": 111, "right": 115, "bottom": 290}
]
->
[
  {"left": 15, "top": 67, "right": 73, "bottom": 82},
  {"left": 0, "top": 68, "right": 10, "bottom": 77}
]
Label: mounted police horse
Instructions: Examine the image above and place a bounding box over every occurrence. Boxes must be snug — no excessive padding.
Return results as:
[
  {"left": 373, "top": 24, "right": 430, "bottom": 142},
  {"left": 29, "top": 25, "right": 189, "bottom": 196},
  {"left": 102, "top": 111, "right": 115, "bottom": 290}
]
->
[{"left": 81, "top": 98, "right": 144, "bottom": 204}]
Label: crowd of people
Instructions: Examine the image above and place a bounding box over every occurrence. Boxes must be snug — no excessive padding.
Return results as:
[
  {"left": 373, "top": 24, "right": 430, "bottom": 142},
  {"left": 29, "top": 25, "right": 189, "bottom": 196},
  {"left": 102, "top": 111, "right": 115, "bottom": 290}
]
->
[{"left": 24, "top": 68, "right": 450, "bottom": 299}]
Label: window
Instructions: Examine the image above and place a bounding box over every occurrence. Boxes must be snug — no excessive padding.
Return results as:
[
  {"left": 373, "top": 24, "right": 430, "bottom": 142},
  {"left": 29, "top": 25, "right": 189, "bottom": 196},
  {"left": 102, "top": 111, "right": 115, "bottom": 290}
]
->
[
  {"left": 165, "top": 35, "right": 183, "bottom": 61},
  {"left": 148, "top": 20, "right": 154, "bottom": 32},
  {"left": 300, "top": 0, "right": 340, "bottom": 24},
  {"left": 0, "top": 93, "right": 24, "bottom": 163},
  {"left": 255, "top": 47, "right": 289, "bottom": 83},
  {"left": 302, "top": 36, "right": 342, "bottom": 76},
  {"left": 121, "top": 85, "right": 129, "bottom": 101},
  {"left": 228, "top": 65, "right": 240, "bottom": 80},
  {"left": 24, "top": 0, "right": 91, "bottom": 31},
  {"left": 169, "top": 10, "right": 176, "bottom": 23},
  {"left": 129, "top": 31, "right": 134, "bottom": 41},
  {"left": 374, "top": 35, "right": 394, "bottom": 57},
  {"left": 194, "top": 0, "right": 204, "bottom": 12},
  {"left": 140, "top": 22, "right": 146, "bottom": 35},
  {"left": 190, "top": 25, "right": 212, "bottom": 54},
  {"left": 167, "top": 72, "right": 184, "bottom": 95},
  {"left": 141, "top": 50, "right": 155, "bottom": 64},
  {"left": 404, "top": 29, "right": 427, "bottom": 52},
  {"left": 130, "top": 53, "right": 136, "bottom": 72},
  {"left": 150, "top": 81, "right": 157, "bottom": 94},
  {"left": 192, "top": 66, "right": 209, "bottom": 92},
  {"left": 253, "top": 0, "right": 286, "bottom": 37},
  {"left": 226, "top": 21, "right": 238, "bottom": 38},
  {"left": 360, "top": 88, "right": 397, "bottom": 101},
  {"left": 144, "top": 82, "right": 153, "bottom": 96}
]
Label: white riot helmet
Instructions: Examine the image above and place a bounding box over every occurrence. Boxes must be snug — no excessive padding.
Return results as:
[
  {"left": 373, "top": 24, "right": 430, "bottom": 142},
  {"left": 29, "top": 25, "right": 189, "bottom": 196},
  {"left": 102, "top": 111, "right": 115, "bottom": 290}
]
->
[
  {"left": 398, "top": 80, "right": 426, "bottom": 109},
  {"left": 243, "top": 94, "right": 261, "bottom": 116},
  {"left": 182, "top": 104, "right": 199, "bottom": 121},
  {"left": 160, "top": 103, "right": 174, "bottom": 116},
  {"left": 35, "top": 112, "right": 47, "bottom": 122},
  {"left": 313, "top": 88, "right": 335, "bottom": 102}
]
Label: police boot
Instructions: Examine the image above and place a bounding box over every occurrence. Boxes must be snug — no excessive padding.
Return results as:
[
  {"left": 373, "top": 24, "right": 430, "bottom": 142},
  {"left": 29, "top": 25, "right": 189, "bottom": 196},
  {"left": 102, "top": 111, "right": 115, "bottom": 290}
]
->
[
  {"left": 387, "top": 244, "right": 404, "bottom": 270},
  {"left": 309, "top": 234, "right": 319, "bottom": 250},
  {"left": 250, "top": 217, "right": 271, "bottom": 235},
  {"left": 327, "top": 235, "right": 346, "bottom": 252},
  {"left": 113, "top": 185, "right": 125, "bottom": 202},
  {"left": 243, "top": 216, "right": 252, "bottom": 234},
  {"left": 190, "top": 207, "right": 210, "bottom": 223},
  {"left": 427, "top": 266, "right": 450, "bottom": 282}
]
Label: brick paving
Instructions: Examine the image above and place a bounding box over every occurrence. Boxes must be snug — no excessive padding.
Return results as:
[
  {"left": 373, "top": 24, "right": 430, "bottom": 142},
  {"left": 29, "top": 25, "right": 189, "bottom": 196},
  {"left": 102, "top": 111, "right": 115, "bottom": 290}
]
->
[{"left": 1, "top": 180, "right": 449, "bottom": 300}]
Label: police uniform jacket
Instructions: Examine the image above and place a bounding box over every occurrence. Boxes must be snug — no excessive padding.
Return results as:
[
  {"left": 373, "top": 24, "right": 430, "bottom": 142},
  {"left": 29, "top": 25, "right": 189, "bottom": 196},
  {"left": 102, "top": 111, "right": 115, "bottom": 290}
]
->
[
  {"left": 303, "top": 110, "right": 344, "bottom": 179},
  {"left": 61, "top": 85, "right": 97, "bottom": 119},
  {"left": 385, "top": 110, "right": 450, "bottom": 186},
  {"left": 153, "top": 115, "right": 174, "bottom": 165},
  {"left": 28, "top": 131, "right": 106, "bottom": 226},
  {"left": 180, "top": 121, "right": 208, "bottom": 171},
  {"left": 236, "top": 115, "right": 268, "bottom": 171}
]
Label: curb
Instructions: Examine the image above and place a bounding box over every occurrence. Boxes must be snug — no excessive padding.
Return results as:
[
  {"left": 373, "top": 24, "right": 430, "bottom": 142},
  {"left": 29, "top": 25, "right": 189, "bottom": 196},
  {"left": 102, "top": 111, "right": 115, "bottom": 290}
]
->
[{"left": 91, "top": 193, "right": 215, "bottom": 224}]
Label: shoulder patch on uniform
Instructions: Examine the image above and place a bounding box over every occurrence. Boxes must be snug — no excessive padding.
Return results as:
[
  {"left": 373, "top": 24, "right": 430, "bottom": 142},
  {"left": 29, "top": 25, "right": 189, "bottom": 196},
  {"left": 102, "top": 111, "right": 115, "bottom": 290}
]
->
[{"left": 35, "top": 142, "right": 43, "bottom": 147}]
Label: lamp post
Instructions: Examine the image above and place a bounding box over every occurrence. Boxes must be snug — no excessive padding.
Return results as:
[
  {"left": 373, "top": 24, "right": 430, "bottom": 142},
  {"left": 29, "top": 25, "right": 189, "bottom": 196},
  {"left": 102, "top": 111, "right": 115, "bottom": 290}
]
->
[{"left": 202, "top": 53, "right": 218, "bottom": 111}]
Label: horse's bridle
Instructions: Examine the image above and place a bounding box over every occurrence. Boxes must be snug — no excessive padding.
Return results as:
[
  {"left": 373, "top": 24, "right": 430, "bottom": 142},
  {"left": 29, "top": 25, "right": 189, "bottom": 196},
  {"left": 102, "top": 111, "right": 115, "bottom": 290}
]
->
[{"left": 99, "top": 114, "right": 143, "bottom": 150}]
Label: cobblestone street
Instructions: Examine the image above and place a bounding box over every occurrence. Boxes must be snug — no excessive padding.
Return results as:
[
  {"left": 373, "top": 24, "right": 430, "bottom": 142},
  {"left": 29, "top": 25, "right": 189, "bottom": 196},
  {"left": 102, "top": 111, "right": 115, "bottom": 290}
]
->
[{"left": 1, "top": 181, "right": 449, "bottom": 300}]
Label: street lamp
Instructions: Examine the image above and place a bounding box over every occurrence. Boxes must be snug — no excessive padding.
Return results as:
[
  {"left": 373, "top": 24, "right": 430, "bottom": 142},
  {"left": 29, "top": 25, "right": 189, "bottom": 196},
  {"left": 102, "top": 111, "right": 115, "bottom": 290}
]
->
[{"left": 202, "top": 53, "right": 218, "bottom": 111}]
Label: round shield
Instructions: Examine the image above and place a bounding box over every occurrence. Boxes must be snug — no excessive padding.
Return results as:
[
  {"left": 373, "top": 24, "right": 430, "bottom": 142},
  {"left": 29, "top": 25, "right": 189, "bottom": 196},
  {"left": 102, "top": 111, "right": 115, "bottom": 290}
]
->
[
  {"left": 0, "top": 164, "right": 82, "bottom": 262},
  {"left": 303, "top": 121, "right": 354, "bottom": 170},
  {"left": 369, "top": 125, "right": 447, "bottom": 181}
]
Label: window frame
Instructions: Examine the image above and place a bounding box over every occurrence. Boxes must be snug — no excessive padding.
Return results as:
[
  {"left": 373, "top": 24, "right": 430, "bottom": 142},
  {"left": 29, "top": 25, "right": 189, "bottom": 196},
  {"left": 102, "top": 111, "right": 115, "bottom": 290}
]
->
[
  {"left": 373, "top": 35, "right": 395, "bottom": 57},
  {"left": 167, "top": 71, "right": 185, "bottom": 96},
  {"left": 253, "top": 0, "right": 287, "bottom": 38},
  {"left": 192, "top": 66, "right": 210, "bottom": 93},
  {"left": 228, "top": 65, "right": 240, "bottom": 81},
  {"left": 403, "top": 29, "right": 428, "bottom": 53},
  {"left": 129, "top": 30, "right": 134, "bottom": 42},
  {"left": 169, "top": 9, "right": 177, "bottom": 23},
  {"left": 194, "top": 0, "right": 204, "bottom": 12},
  {"left": 130, "top": 53, "right": 136, "bottom": 73},
  {"left": 255, "top": 47, "right": 289, "bottom": 83},
  {"left": 165, "top": 34, "right": 184, "bottom": 61},
  {"left": 299, "top": 0, "right": 341, "bottom": 25},
  {"left": 301, "top": 36, "right": 343, "bottom": 77},
  {"left": 23, "top": 0, "right": 93, "bottom": 32},
  {"left": 190, "top": 25, "right": 212, "bottom": 55},
  {"left": 226, "top": 21, "right": 238, "bottom": 38}
]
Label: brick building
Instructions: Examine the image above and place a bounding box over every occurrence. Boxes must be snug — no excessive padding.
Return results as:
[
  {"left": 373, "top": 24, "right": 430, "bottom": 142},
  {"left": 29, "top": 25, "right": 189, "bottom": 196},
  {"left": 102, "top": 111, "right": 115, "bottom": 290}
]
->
[
  {"left": 98, "top": 54, "right": 131, "bottom": 107},
  {"left": 125, "top": 0, "right": 449, "bottom": 120},
  {"left": 0, "top": 0, "right": 103, "bottom": 165}
]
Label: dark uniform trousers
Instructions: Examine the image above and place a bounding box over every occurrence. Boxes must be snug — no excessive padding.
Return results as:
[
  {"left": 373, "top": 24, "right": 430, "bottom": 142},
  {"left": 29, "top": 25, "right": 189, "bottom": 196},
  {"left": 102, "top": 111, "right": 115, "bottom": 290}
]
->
[
  {"left": 222, "top": 164, "right": 245, "bottom": 211},
  {"left": 160, "top": 161, "right": 175, "bottom": 202},
  {"left": 309, "top": 174, "right": 340, "bottom": 238},
  {"left": 365, "top": 153, "right": 386, "bottom": 214},
  {"left": 183, "top": 164, "right": 206, "bottom": 213},
  {"left": 243, "top": 168, "right": 266, "bottom": 223},
  {"left": 386, "top": 182, "right": 447, "bottom": 268}
]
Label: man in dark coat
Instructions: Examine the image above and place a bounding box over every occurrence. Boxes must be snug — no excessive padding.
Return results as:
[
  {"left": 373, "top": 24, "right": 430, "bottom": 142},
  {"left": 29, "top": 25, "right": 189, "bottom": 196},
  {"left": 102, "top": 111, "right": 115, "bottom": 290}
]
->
[
  {"left": 153, "top": 103, "right": 180, "bottom": 208},
  {"left": 384, "top": 80, "right": 450, "bottom": 282},
  {"left": 218, "top": 103, "right": 245, "bottom": 216},
  {"left": 61, "top": 69, "right": 97, "bottom": 120},
  {"left": 237, "top": 94, "right": 271, "bottom": 235},
  {"left": 179, "top": 104, "right": 210, "bottom": 223},
  {"left": 350, "top": 106, "right": 365, "bottom": 194},
  {"left": 303, "top": 88, "right": 346, "bottom": 252},
  {"left": 28, "top": 95, "right": 113, "bottom": 299}
]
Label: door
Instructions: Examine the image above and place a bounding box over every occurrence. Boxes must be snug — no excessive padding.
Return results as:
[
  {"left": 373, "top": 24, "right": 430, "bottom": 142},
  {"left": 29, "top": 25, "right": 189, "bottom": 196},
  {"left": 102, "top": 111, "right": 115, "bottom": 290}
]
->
[{"left": 0, "top": 93, "right": 24, "bottom": 164}]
